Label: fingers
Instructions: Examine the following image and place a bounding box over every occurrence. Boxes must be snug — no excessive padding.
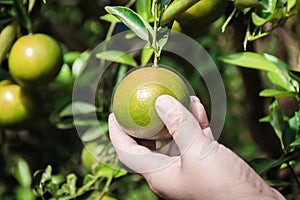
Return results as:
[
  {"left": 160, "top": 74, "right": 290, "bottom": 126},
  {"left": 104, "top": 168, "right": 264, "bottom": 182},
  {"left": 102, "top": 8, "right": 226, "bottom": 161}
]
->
[
  {"left": 155, "top": 95, "right": 201, "bottom": 154},
  {"left": 190, "top": 96, "right": 209, "bottom": 129},
  {"left": 189, "top": 96, "right": 214, "bottom": 140},
  {"left": 108, "top": 113, "right": 178, "bottom": 173}
]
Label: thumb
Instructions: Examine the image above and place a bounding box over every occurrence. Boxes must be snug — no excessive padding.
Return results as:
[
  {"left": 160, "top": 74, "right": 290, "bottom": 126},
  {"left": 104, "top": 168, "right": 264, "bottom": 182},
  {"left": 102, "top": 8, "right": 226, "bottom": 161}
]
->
[{"left": 155, "top": 95, "right": 201, "bottom": 154}]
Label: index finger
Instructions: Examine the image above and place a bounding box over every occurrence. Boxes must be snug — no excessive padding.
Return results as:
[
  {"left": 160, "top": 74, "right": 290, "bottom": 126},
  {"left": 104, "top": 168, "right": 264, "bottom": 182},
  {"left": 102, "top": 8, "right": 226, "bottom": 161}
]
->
[{"left": 108, "top": 113, "right": 179, "bottom": 174}]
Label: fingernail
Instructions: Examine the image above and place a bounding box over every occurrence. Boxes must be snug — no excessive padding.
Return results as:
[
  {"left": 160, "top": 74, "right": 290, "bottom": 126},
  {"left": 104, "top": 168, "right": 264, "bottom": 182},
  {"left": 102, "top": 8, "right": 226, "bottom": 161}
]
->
[
  {"left": 155, "top": 95, "right": 176, "bottom": 121},
  {"left": 190, "top": 96, "right": 201, "bottom": 104}
]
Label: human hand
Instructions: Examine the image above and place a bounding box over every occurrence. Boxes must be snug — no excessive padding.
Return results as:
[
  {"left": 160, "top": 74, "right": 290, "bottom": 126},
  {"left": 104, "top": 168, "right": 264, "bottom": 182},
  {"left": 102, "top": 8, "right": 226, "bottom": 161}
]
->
[{"left": 108, "top": 95, "right": 285, "bottom": 200}]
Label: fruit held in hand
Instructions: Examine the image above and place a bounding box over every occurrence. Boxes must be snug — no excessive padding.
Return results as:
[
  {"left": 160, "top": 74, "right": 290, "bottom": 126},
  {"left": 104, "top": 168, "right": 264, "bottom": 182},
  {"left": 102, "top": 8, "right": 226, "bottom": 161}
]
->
[
  {"left": 0, "top": 83, "right": 37, "bottom": 127},
  {"left": 112, "top": 66, "right": 190, "bottom": 140},
  {"left": 8, "top": 34, "right": 63, "bottom": 85}
]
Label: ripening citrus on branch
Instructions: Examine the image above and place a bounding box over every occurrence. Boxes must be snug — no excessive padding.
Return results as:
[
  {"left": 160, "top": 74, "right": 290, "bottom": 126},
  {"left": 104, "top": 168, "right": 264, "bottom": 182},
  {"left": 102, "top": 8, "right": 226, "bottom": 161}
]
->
[
  {"left": 8, "top": 34, "right": 63, "bottom": 85},
  {"left": 112, "top": 66, "right": 190, "bottom": 140},
  {"left": 171, "top": 0, "right": 228, "bottom": 36},
  {"left": 0, "top": 83, "right": 38, "bottom": 128}
]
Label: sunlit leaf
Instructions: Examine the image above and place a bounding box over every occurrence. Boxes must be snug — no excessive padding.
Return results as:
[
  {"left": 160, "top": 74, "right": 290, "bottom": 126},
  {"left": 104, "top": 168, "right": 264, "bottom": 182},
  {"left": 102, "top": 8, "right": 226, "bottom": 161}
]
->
[
  {"left": 63, "top": 51, "right": 81, "bottom": 64},
  {"left": 96, "top": 50, "right": 137, "bottom": 66},
  {"left": 136, "top": 0, "right": 154, "bottom": 22},
  {"left": 105, "top": 6, "right": 152, "bottom": 42},
  {"left": 219, "top": 52, "right": 279, "bottom": 72},
  {"left": 287, "top": 0, "right": 297, "bottom": 12},
  {"left": 100, "top": 14, "right": 120, "bottom": 23},
  {"left": 28, "top": 0, "right": 35, "bottom": 12},
  {"left": 141, "top": 43, "right": 154, "bottom": 65},
  {"left": 251, "top": 12, "right": 268, "bottom": 26},
  {"left": 15, "top": 187, "right": 35, "bottom": 200},
  {"left": 13, "top": 157, "right": 32, "bottom": 187},
  {"left": 267, "top": 72, "right": 292, "bottom": 91},
  {"left": 0, "top": 21, "right": 17, "bottom": 65},
  {"left": 96, "top": 164, "right": 127, "bottom": 178},
  {"left": 263, "top": 53, "right": 290, "bottom": 72},
  {"left": 259, "top": 89, "right": 295, "bottom": 98}
]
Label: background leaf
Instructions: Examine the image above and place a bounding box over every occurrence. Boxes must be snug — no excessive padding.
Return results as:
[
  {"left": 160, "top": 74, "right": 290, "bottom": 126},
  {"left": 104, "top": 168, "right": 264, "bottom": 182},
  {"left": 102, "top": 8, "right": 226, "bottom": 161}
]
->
[
  {"left": 96, "top": 50, "right": 137, "bottom": 66},
  {"left": 13, "top": 157, "right": 32, "bottom": 188},
  {"left": 259, "top": 89, "right": 295, "bottom": 98},
  {"left": 0, "top": 21, "right": 17, "bottom": 65},
  {"left": 219, "top": 52, "right": 279, "bottom": 72}
]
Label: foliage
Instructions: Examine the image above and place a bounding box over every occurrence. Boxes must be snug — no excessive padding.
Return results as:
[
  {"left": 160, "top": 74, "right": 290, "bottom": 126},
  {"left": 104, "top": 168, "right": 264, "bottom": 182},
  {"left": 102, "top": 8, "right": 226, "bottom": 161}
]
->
[{"left": 0, "top": 0, "right": 300, "bottom": 199}]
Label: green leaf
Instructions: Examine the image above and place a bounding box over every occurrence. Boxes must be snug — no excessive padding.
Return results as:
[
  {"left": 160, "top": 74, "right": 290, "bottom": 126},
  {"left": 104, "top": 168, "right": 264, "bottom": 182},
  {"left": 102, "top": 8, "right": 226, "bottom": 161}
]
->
[
  {"left": 290, "top": 136, "right": 300, "bottom": 147},
  {"left": 248, "top": 158, "right": 277, "bottom": 176},
  {"left": 76, "top": 174, "right": 97, "bottom": 196},
  {"left": 105, "top": 6, "right": 152, "bottom": 42},
  {"left": 259, "top": 115, "right": 269, "bottom": 122},
  {"left": 96, "top": 165, "right": 127, "bottom": 178},
  {"left": 0, "top": 21, "right": 17, "bottom": 65},
  {"left": 141, "top": 43, "right": 154, "bottom": 65},
  {"left": 63, "top": 51, "right": 81, "bottom": 64},
  {"left": 263, "top": 54, "right": 291, "bottom": 76},
  {"left": 266, "top": 180, "right": 291, "bottom": 187},
  {"left": 66, "top": 174, "right": 77, "bottom": 196},
  {"left": 259, "top": 89, "right": 295, "bottom": 98},
  {"left": 0, "top": 1, "right": 14, "bottom": 5},
  {"left": 13, "top": 0, "right": 32, "bottom": 31},
  {"left": 28, "top": 0, "right": 35, "bottom": 12},
  {"left": 99, "top": 14, "right": 120, "bottom": 23},
  {"left": 269, "top": 101, "right": 285, "bottom": 149},
  {"left": 81, "top": 122, "right": 108, "bottom": 142},
  {"left": 287, "top": 0, "right": 296, "bottom": 12},
  {"left": 156, "top": 27, "right": 169, "bottom": 56},
  {"left": 16, "top": 187, "right": 35, "bottom": 200},
  {"left": 251, "top": 12, "right": 268, "bottom": 26},
  {"left": 289, "top": 70, "right": 300, "bottom": 82},
  {"left": 96, "top": 50, "right": 137, "bottom": 66},
  {"left": 59, "top": 102, "right": 96, "bottom": 117},
  {"left": 136, "top": 0, "right": 154, "bottom": 22},
  {"left": 267, "top": 72, "right": 292, "bottom": 91},
  {"left": 219, "top": 52, "right": 279, "bottom": 72},
  {"left": 13, "top": 157, "right": 32, "bottom": 187}
]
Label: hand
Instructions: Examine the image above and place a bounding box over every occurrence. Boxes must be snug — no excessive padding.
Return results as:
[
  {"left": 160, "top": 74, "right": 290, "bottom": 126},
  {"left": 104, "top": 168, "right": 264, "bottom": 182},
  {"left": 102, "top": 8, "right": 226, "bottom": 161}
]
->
[{"left": 108, "top": 95, "right": 285, "bottom": 200}]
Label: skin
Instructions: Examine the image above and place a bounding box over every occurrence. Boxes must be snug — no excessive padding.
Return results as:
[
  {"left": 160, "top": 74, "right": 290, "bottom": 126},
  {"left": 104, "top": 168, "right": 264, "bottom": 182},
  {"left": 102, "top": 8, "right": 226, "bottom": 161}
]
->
[{"left": 108, "top": 95, "right": 285, "bottom": 200}]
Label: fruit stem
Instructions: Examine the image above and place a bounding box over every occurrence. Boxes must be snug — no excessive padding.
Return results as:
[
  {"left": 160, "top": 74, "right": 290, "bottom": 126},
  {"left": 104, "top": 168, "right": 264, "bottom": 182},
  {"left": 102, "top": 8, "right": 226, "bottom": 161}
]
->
[{"left": 152, "top": 0, "right": 159, "bottom": 67}]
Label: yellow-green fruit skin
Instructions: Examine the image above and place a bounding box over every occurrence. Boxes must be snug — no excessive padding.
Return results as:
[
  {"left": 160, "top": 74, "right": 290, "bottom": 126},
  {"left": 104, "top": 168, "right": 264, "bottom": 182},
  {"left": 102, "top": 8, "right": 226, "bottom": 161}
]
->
[
  {"left": 8, "top": 34, "right": 63, "bottom": 85},
  {"left": 174, "top": 0, "right": 228, "bottom": 33},
  {"left": 112, "top": 67, "right": 190, "bottom": 140},
  {"left": 0, "top": 84, "right": 37, "bottom": 127}
]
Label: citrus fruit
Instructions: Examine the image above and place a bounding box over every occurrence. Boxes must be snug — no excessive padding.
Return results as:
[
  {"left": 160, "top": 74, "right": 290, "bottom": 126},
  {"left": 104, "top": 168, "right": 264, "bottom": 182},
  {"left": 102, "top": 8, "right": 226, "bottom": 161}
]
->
[
  {"left": 171, "top": 0, "right": 228, "bottom": 37},
  {"left": 175, "top": 0, "right": 228, "bottom": 27},
  {"left": 8, "top": 34, "right": 63, "bottom": 85},
  {"left": 112, "top": 66, "right": 190, "bottom": 140},
  {"left": 0, "top": 84, "right": 37, "bottom": 127}
]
